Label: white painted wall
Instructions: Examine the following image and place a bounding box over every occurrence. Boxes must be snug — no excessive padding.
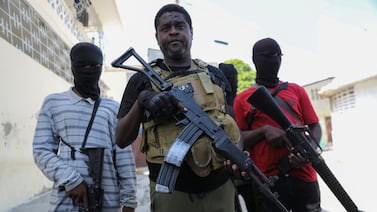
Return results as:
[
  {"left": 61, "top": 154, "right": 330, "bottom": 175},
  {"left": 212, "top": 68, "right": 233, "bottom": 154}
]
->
[
  {"left": 100, "top": 70, "right": 130, "bottom": 103},
  {"left": 331, "top": 77, "right": 377, "bottom": 150},
  {"left": 326, "top": 77, "right": 377, "bottom": 211},
  {"left": 0, "top": 0, "right": 127, "bottom": 210},
  {"left": 0, "top": 38, "right": 71, "bottom": 211}
]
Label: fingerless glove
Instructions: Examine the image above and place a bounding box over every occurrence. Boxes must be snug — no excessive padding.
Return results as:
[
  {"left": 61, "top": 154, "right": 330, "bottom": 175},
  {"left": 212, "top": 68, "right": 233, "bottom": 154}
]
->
[{"left": 138, "top": 90, "right": 179, "bottom": 118}]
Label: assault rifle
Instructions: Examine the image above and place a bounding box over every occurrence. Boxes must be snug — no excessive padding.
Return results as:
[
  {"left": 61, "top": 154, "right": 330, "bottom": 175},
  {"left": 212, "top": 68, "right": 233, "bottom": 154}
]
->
[
  {"left": 247, "top": 86, "right": 361, "bottom": 212},
  {"left": 112, "top": 47, "right": 289, "bottom": 212},
  {"left": 79, "top": 148, "right": 105, "bottom": 212}
]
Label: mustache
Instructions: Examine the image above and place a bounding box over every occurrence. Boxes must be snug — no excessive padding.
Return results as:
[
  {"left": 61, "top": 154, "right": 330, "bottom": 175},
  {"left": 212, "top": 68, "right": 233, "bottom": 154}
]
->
[{"left": 168, "top": 39, "right": 182, "bottom": 44}]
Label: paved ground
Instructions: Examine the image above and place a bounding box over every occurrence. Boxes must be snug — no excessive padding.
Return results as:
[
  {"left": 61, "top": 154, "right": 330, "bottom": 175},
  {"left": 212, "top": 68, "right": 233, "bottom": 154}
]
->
[
  {"left": 9, "top": 148, "right": 374, "bottom": 212},
  {"left": 8, "top": 166, "right": 245, "bottom": 212},
  {"left": 9, "top": 167, "right": 151, "bottom": 212}
]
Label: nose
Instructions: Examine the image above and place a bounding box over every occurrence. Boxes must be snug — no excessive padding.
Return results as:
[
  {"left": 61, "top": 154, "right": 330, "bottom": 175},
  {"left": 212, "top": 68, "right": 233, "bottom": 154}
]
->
[{"left": 169, "top": 26, "right": 179, "bottom": 35}]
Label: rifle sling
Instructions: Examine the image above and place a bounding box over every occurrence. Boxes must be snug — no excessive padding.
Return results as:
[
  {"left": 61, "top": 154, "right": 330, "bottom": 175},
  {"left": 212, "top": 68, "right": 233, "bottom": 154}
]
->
[
  {"left": 59, "top": 98, "right": 101, "bottom": 160},
  {"left": 81, "top": 98, "right": 102, "bottom": 149},
  {"left": 275, "top": 96, "right": 301, "bottom": 125}
]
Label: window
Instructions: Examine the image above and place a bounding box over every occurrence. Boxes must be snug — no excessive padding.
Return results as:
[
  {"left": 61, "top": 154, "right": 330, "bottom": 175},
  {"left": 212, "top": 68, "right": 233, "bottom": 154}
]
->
[
  {"left": 331, "top": 87, "right": 355, "bottom": 112},
  {"left": 310, "top": 88, "right": 320, "bottom": 101},
  {"left": 0, "top": 0, "right": 89, "bottom": 84}
]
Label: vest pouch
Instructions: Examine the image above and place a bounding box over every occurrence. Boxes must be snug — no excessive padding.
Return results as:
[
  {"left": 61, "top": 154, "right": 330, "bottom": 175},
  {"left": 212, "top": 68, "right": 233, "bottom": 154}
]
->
[
  {"left": 185, "top": 113, "right": 241, "bottom": 177},
  {"left": 143, "top": 121, "right": 182, "bottom": 164},
  {"left": 210, "top": 145, "right": 225, "bottom": 170},
  {"left": 143, "top": 62, "right": 240, "bottom": 175},
  {"left": 191, "top": 137, "right": 212, "bottom": 167},
  {"left": 208, "top": 113, "right": 240, "bottom": 173},
  {"left": 210, "top": 111, "right": 241, "bottom": 145},
  {"left": 185, "top": 136, "right": 212, "bottom": 177},
  {"left": 143, "top": 125, "right": 164, "bottom": 164},
  {"left": 221, "top": 114, "right": 241, "bottom": 144}
]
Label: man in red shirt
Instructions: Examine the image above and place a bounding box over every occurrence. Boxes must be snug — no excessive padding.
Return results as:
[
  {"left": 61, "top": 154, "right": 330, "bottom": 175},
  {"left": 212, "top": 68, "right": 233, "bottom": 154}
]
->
[{"left": 233, "top": 38, "right": 322, "bottom": 212}]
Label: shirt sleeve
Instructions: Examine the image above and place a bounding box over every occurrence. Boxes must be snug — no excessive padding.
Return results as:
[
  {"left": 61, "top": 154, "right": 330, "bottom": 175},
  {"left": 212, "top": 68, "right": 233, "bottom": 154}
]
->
[
  {"left": 297, "top": 85, "right": 319, "bottom": 125},
  {"left": 117, "top": 72, "right": 152, "bottom": 118},
  {"left": 233, "top": 90, "right": 252, "bottom": 131},
  {"left": 32, "top": 96, "right": 84, "bottom": 191},
  {"left": 115, "top": 145, "right": 137, "bottom": 208}
]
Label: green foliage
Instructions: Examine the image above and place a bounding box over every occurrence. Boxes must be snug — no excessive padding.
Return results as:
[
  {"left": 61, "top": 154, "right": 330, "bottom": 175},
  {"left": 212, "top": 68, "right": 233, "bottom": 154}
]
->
[{"left": 223, "top": 58, "right": 256, "bottom": 93}]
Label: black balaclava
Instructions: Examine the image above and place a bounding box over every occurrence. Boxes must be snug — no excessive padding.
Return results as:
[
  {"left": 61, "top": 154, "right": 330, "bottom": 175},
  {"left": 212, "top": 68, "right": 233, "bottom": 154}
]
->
[
  {"left": 70, "top": 42, "right": 103, "bottom": 100},
  {"left": 252, "top": 38, "right": 282, "bottom": 88}
]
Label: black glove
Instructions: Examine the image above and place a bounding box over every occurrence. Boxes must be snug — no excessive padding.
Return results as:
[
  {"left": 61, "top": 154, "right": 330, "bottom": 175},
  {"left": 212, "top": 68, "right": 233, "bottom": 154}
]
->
[{"left": 138, "top": 90, "right": 179, "bottom": 118}]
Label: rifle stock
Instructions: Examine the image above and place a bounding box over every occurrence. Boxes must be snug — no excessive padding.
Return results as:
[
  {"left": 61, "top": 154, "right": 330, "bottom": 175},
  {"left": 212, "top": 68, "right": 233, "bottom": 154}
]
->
[
  {"left": 112, "top": 48, "right": 289, "bottom": 212},
  {"left": 247, "top": 86, "right": 360, "bottom": 212},
  {"left": 112, "top": 47, "right": 172, "bottom": 92}
]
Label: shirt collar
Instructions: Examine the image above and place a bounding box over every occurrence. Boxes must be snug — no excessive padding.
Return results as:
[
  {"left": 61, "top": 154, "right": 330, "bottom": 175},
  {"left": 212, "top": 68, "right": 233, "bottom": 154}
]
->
[{"left": 67, "top": 87, "right": 96, "bottom": 104}]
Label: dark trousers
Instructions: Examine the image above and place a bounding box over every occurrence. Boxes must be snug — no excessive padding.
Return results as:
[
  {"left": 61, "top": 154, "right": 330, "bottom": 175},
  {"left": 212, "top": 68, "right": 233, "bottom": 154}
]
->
[
  {"left": 256, "top": 175, "right": 321, "bottom": 212},
  {"left": 235, "top": 179, "right": 258, "bottom": 212},
  {"left": 150, "top": 179, "right": 236, "bottom": 212}
]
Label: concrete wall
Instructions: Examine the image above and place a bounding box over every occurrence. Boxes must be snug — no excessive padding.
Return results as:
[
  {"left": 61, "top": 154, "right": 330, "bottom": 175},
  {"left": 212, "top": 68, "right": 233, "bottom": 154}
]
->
[
  {"left": 303, "top": 78, "right": 334, "bottom": 148},
  {"left": 100, "top": 70, "right": 129, "bottom": 103},
  {"left": 331, "top": 77, "right": 377, "bottom": 150},
  {"left": 0, "top": 0, "right": 128, "bottom": 210},
  {"left": 0, "top": 38, "right": 70, "bottom": 211},
  {"left": 326, "top": 77, "right": 377, "bottom": 210}
]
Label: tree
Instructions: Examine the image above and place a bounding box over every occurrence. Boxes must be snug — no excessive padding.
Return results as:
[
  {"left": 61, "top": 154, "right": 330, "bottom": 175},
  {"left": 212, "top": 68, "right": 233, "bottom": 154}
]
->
[{"left": 223, "top": 58, "right": 256, "bottom": 93}]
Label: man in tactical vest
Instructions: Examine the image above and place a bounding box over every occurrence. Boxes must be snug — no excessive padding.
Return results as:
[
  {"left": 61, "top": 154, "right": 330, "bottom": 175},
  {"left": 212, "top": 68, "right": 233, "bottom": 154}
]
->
[{"left": 116, "top": 4, "right": 241, "bottom": 212}]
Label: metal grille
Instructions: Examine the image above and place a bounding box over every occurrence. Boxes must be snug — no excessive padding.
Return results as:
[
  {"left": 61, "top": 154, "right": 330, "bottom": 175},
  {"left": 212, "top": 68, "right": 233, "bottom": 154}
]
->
[
  {"left": 0, "top": 0, "right": 73, "bottom": 82},
  {"left": 331, "top": 87, "right": 355, "bottom": 113}
]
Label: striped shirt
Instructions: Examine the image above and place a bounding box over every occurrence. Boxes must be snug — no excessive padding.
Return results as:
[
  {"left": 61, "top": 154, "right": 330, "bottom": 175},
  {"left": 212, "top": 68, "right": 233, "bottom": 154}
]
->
[{"left": 33, "top": 88, "right": 137, "bottom": 211}]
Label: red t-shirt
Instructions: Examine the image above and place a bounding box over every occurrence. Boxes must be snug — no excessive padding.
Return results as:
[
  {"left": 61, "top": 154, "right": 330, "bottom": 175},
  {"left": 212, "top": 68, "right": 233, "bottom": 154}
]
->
[{"left": 233, "top": 82, "right": 319, "bottom": 182}]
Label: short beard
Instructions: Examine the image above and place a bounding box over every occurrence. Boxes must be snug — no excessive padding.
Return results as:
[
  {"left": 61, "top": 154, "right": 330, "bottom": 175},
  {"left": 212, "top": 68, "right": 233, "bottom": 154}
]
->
[{"left": 166, "top": 47, "right": 186, "bottom": 60}]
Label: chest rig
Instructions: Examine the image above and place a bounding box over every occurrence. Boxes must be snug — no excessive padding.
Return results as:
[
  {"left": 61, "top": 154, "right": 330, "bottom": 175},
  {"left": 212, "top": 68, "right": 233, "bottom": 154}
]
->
[{"left": 142, "top": 59, "right": 240, "bottom": 177}]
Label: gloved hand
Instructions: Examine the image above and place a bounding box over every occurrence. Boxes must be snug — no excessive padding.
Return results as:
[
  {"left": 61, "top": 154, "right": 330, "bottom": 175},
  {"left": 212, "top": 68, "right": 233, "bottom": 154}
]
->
[{"left": 138, "top": 90, "right": 179, "bottom": 118}]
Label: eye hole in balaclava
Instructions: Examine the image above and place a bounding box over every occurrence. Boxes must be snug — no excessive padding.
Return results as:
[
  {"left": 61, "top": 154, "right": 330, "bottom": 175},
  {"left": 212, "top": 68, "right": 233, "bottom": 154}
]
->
[
  {"left": 70, "top": 42, "right": 103, "bottom": 100},
  {"left": 252, "top": 38, "right": 282, "bottom": 88}
]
